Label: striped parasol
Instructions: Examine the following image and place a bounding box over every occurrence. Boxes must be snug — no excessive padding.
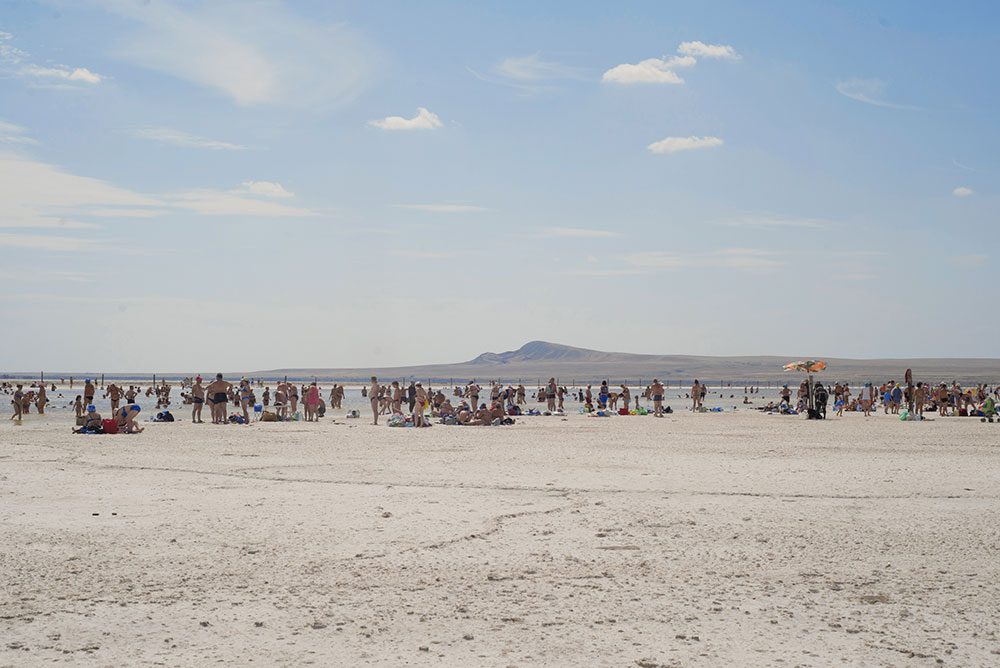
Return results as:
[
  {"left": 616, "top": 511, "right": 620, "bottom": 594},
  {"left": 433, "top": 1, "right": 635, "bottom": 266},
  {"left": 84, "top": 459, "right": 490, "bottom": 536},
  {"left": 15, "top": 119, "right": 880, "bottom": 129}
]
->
[{"left": 784, "top": 360, "right": 827, "bottom": 373}]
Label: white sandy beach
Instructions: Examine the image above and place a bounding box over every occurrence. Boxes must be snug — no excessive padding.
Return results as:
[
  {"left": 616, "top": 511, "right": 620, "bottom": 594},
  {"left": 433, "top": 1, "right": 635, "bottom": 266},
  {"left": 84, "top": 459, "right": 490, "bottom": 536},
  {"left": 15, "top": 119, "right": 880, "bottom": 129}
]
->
[{"left": 3, "top": 411, "right": 1000, "bottom": 667}]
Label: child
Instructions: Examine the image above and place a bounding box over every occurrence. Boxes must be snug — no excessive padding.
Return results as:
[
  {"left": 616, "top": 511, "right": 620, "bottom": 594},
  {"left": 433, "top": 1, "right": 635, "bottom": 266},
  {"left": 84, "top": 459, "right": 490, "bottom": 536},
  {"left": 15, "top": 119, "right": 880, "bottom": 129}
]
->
[{"left": 73, "top": 395, "right": 84, "bottom": 418}]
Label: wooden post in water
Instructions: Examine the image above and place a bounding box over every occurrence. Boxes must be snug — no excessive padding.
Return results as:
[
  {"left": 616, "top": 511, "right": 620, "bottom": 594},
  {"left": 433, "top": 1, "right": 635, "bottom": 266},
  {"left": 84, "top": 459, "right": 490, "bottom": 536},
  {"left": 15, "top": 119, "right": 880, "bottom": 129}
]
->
[{"left": 101, "top": 373, "right": 104, "bottom": 389}]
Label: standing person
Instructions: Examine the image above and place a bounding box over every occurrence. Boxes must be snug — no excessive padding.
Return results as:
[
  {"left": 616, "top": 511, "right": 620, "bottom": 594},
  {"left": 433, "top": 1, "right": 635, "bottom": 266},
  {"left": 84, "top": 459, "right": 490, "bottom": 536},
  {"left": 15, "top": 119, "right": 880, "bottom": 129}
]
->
[
  {"left": 35, "top": 384, "right": 47, "bottom": 414},
  {"left": 467, "top": 381, "right": 480, "bottom": 410},
  {"left": 288, "top": 384, "right": 299, "bottom": 417},
  {"left": 125, "top": 385, "right": 138, "bottom": 403},
  {"left": 369, "top": 376, "right": 380, "bottom": 425},
  {"left": 650, "top": 379, "right": 665, "bottom": 417},
  {"left": 10, "top": 384, "right": 24, "bottom": 421},
  {"left": 262, "top": 387, "right": 270, "bottom": 407},
  {"left": 599, "top": 381, "right": 609, "bottom": 409},
  {"left": 414, "top": 382, "right": 428, "bottom": 427},
  {"left": 407, "top": 381, "right": 417, "bottom": 413},
  {"left": 860, "top": 382, "right": 873, "bottom": 416},
  {"left": 779, "top": 384, "right": 791, "bottom": 406},
  {"left": 106, "top": 383, "right": 123, "bottom": 413},
  {"left": 620, "top": 384, "right": 631, "bottom": 413},
  {"left": 238, "top": 378, "right": 254, "bottom": 423},
  {"left": 274, "top": 382, "right": 288, "bottom": 419},
  {"left": 191, "top": 376, "right": 205, "bottom": 423},
  {"left": 73, "top": 395, "right": 84, "bottom": 419},
  {"left": 205, "top": 374, "right": 233, "bottom": 424},
  {"left": 516, "top": 384, "right": 526, "bottom": 405},
  {"left": 557, "top": 383, "right": 566, "bottom": 411},
  {"left": 306, "top": 382, "right": 320, "bottom": 422},
  {"left": 691, "top": 380, "right": 702, "bottom": 411},
  {"left": 585, "top": 385, "right": 593, "bottom": 407},
  {"left": 890, "top": 383, "right": 903, "bottom": 415},
  {"left": 84, "top": 379, "right": 95, "bottom": 407},
  {"left": 390, "top": 381, "right": 402, "bottom": 413},
  {"left": 914, "top": 382, "right": 927, "bottom": 417}
]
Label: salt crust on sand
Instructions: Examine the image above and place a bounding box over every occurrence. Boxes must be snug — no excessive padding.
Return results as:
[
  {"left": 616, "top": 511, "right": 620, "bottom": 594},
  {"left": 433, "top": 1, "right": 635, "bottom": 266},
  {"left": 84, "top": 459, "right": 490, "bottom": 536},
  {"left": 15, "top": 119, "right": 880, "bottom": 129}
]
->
[{"left": 2, "top": 411, "right": 1000, "bottom": 666}]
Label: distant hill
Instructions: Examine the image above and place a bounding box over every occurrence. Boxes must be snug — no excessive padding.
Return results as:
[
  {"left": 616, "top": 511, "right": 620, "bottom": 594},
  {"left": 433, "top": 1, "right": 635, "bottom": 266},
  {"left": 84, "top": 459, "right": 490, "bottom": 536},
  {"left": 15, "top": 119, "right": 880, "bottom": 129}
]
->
[{"left": 255, "top": 341, "right": 1000, "bottom": 385}]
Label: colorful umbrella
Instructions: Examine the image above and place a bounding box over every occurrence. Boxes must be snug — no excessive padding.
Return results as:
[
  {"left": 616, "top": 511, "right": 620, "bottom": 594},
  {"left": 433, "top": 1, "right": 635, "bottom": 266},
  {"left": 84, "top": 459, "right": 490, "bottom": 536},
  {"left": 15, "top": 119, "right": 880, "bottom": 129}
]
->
[{"left": 783, "top": 360, "right": 827, "bottom": 373}]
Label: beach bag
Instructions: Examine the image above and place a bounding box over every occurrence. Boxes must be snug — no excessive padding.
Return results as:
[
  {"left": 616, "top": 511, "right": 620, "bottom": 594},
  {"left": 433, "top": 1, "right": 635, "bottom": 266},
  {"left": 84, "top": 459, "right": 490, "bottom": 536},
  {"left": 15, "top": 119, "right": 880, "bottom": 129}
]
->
[
  {"left": 102, "top": 419, "right": 118, "bottom": 434},
  {"left": 261, "top": 411, "right": 278, "bottom": 422},
  {"left": 618, "top": 408, "right": 628, "bottom": 415},
  {"left": 75, "top": 415, "right": 86, "bottom": 426}
]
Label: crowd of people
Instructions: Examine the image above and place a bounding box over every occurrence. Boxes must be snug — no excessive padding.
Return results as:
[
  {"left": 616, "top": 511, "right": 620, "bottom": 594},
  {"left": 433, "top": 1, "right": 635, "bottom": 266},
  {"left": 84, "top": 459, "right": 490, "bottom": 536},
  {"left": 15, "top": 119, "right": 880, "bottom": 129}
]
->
[{"left": 4, "top": 375, "right": 1000, "bottom": 429}]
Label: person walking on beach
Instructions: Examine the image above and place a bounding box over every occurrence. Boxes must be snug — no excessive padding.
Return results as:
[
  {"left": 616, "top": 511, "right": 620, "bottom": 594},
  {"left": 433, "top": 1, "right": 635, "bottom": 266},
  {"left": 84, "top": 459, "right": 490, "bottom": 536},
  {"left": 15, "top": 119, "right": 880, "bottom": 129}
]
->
[
  {"left": 369, "top": 376, "right": 380, "bottom": 425},
  {"left": 191, "top": 376, "right": 205, "bottom": 423},
  {"left": 414, "top": 382, "right": 428, "bottom": 427},
  {"left": 651, "top": 379, "right": 665, "bottom": 417}
]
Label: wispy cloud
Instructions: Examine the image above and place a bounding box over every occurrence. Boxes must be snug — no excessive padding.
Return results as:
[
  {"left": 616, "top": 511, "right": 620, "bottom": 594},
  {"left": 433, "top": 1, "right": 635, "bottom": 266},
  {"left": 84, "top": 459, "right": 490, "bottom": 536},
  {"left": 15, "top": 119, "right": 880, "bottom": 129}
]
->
[
  {"left": 677, "top": 41, "right": 740, "bottom": 60},
  {"left": 368, "top": 107, "right": 442, "bottom": 130},
  {"left": 167, "top": 189, "right": 314, "bottom": 217},
  {"left": 602, "top": 55, "right": 695, "bottom": 84},
  {"left": 0, "top": 120, "right": 39, "bottom": 145},
  {"left": 0, "top": 233, "right": 99, "bottom": 252},
  {"left": 22, "top": 64, "right": 102, "bottom": 85},
  {"left": 543, "top": 227, "right": 620, "bottom": 238},
  {"left": 624, "top": 248, "right": 781, "bottom": 271},
  {"left": 93, "top": 0, "right": 375, "bottom": 108},
  {"left": 723, "top": 216, "right": 829, "bottom": 230},
  {"left": 948, "top": 254, "right": 987, "bottom": 268},
  {"left": 952, "top": 186, "right": 974, "bottom": 197},
  {"left": 495, "top": 54, "right": 586, "bottom": 81},
  {"left": 1, "top": 32, "right": 104, "bottom": 89},
  {"left": 393, "top": 204, "right": 488, "bottom": 213},
  {"left": 231, "top": 181, "right": 294, "bottom": 198},
  {"left": 648, "top": 136, "right": 723, "bottom": 153},
  {"left": 132, "top": 126, "right": 247, "bottom": 150},
  {"left": 835, "top": 78, "right": 920, "bottom": 110},
  {"left": 561, "top": 269, "right": 643, "bottom": 277}
]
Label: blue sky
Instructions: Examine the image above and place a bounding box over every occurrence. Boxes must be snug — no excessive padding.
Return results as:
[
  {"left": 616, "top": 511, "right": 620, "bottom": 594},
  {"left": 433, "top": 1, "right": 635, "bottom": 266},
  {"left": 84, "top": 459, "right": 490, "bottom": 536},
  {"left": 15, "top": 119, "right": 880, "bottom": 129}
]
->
[{"left": 1, "top": 0, "right": 996, "bottom": 372}]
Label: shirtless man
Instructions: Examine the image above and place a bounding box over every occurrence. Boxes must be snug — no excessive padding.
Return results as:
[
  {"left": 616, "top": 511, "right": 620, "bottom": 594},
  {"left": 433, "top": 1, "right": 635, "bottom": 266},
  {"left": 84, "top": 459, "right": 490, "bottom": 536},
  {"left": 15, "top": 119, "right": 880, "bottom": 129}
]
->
[
  {"left": 414, "top": 382, "right": 428, "bottom": 427},
  {"left": 274, "top": 382, "right": 288, "bottom": 419},
  {"left": 84, "top": 379, "right": 96, "bottom": 407},
  {"left": 205, "top": 374, "right": 233, "bottom": 424},
  {"left": 620, "top": 384, "right": 631, "bottom": 413},
  {"left": 914, "top": 382, "right": 927, "bottom": 417},
  {"left": 516, "top": 384, "right": 526, "bottom": 405},
  {"left": 369, "top": 377, "right": 380, "bottom": 425},
  {"left": 585, "top": 385, "right": 593, "bottom": 406},
  {"left": 391, "top": 381, "right": 402, "bottom": 413},
  {"left": 125, "top": 385, "right": 138, "bottom": 403},
  {"left": 651, "top": 379, "right": 665, "bottom": 417},
  {"left": 106, "top": 383, "right": 123, "bottom": 413},
  {"left": 546, "top": 378, "right": 557, "bottom": 412},
  {"left": 467, "top": 382, "right": 480, "bottom": 410},
  {"left": 556, "top": 384, "right": 566, "bottom": 411},
  {"left": 191, "top": 376, "right": 206, "bottom": 423}
]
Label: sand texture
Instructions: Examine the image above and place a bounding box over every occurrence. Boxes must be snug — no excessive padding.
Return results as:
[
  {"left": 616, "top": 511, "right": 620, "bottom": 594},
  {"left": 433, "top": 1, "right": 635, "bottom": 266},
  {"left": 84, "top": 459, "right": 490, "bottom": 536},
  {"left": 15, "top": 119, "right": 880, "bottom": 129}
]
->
[{"left": 3, "top": 412, "right": 1000, "bottom": 666}]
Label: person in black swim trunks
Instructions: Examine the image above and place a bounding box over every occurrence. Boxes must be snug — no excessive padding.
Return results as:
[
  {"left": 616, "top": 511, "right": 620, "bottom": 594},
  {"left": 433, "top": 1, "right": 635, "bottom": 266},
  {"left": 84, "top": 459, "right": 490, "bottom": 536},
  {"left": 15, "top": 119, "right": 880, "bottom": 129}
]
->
[
  {"left": 205, "top": 373, "right": 233, "bottom": 424},
  {"left": 190, "top": 376, "right": 206, "bottom": 423},
  {"left": 650, "top": 379, "right": 665, "bottom": 417}
]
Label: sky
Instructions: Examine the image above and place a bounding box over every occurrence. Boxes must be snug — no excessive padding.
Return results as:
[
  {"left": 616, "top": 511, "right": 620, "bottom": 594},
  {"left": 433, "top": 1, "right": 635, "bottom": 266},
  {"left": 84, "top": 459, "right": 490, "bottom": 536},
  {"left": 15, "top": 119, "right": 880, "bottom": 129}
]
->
[{"left": 1, "top": 0, "right": 997, "bottom": 373}]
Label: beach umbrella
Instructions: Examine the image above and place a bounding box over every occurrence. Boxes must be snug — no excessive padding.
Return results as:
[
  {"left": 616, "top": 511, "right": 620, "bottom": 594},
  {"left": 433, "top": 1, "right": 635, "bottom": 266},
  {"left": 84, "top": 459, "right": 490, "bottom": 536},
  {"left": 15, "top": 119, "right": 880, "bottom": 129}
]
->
[{"left": 783, "top": 360, "right": 827, "bottom": 414}]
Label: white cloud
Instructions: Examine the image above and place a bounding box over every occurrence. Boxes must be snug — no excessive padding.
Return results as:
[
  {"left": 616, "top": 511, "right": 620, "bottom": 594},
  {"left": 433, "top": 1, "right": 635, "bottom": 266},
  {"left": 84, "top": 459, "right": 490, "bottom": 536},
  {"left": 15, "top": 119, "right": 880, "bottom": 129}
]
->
[
  {"left": 233, "top": 181, "right": 294, "bottom": 198},
  {"left": 132, "top": 126, "right": 247, "bottom": 151},
  {"left": 624, "top": 248, "right": 780, "bottom": 271},
  {"left": 1, "top": 32, "right": 103, "bottom": 88},
  {"left": 0, "top": 120, "right": 38, "bottom": 145},
  {"left": 647, "top": 136, "right": 723, "bottom": 153},
  {"left": 368, "top": 107, "right": 443, "bottom": 130},
  {"left": 543, "top": 227, "right": 620, "bottom": 238},
  {"left": 394, "top": 204, "right": 487, "bottom": 212},
  {"left": 587, "top": 255, "right": 598, "bottom": 263},
  {"left": 952, "top": 186, "right": 974, "bottom": 197},
  {"left": 677, "top": 41, "right": 739, "bottom": 60},
  {"left": 495, "top": 54, "right": 585, "bottom": 81},
  {"left": 602, "top": 55, "right": 695, "bottom": 84},
  {"left": 835, "top": 78, "right": 919, "bottom": 110},
  {"left": 389, "top": 250, "right": 466, "bottom": 259},
  {"left": 94, "top": 0, "right": 375, "bottom": 108},
  {"left": 22, "top": 65, "right": 102, "bottom": 84},
  {"left": 0, "top": 233, "right": 99, "bottom": 252},
  {"left": 167, "top": 189, "right": 314, "bottom": 217},
  {"left": 724, "top": 216, "right": 828, "bottom": 230},
  {"left": 948, "top": 254, "right": 987, "bottom": 268},
  {"left": 562, "top": 269, "right": 642, "bottom": 277}
]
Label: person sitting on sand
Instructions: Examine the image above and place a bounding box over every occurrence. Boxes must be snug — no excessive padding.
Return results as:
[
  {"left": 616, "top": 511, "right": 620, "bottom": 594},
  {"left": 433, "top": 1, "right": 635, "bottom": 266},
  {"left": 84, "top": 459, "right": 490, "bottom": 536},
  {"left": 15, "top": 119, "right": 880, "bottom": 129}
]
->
[
  {"left": 73, "top": 405, "right": 103, "bottom": 433},
  {"left": 434, "top": 398, "right": 456, "bottom": 418}
]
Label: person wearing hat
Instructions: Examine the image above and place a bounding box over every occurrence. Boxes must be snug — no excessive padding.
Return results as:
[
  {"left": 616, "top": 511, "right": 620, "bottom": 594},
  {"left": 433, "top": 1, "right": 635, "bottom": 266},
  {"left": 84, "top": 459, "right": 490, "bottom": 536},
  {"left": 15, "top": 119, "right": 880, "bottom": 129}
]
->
[
  {"left": 73, "top": 404, "right": 103, "bottom": 433},
  {"left": 191, "top": 376, "right": 206, "bottom": 423}
]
